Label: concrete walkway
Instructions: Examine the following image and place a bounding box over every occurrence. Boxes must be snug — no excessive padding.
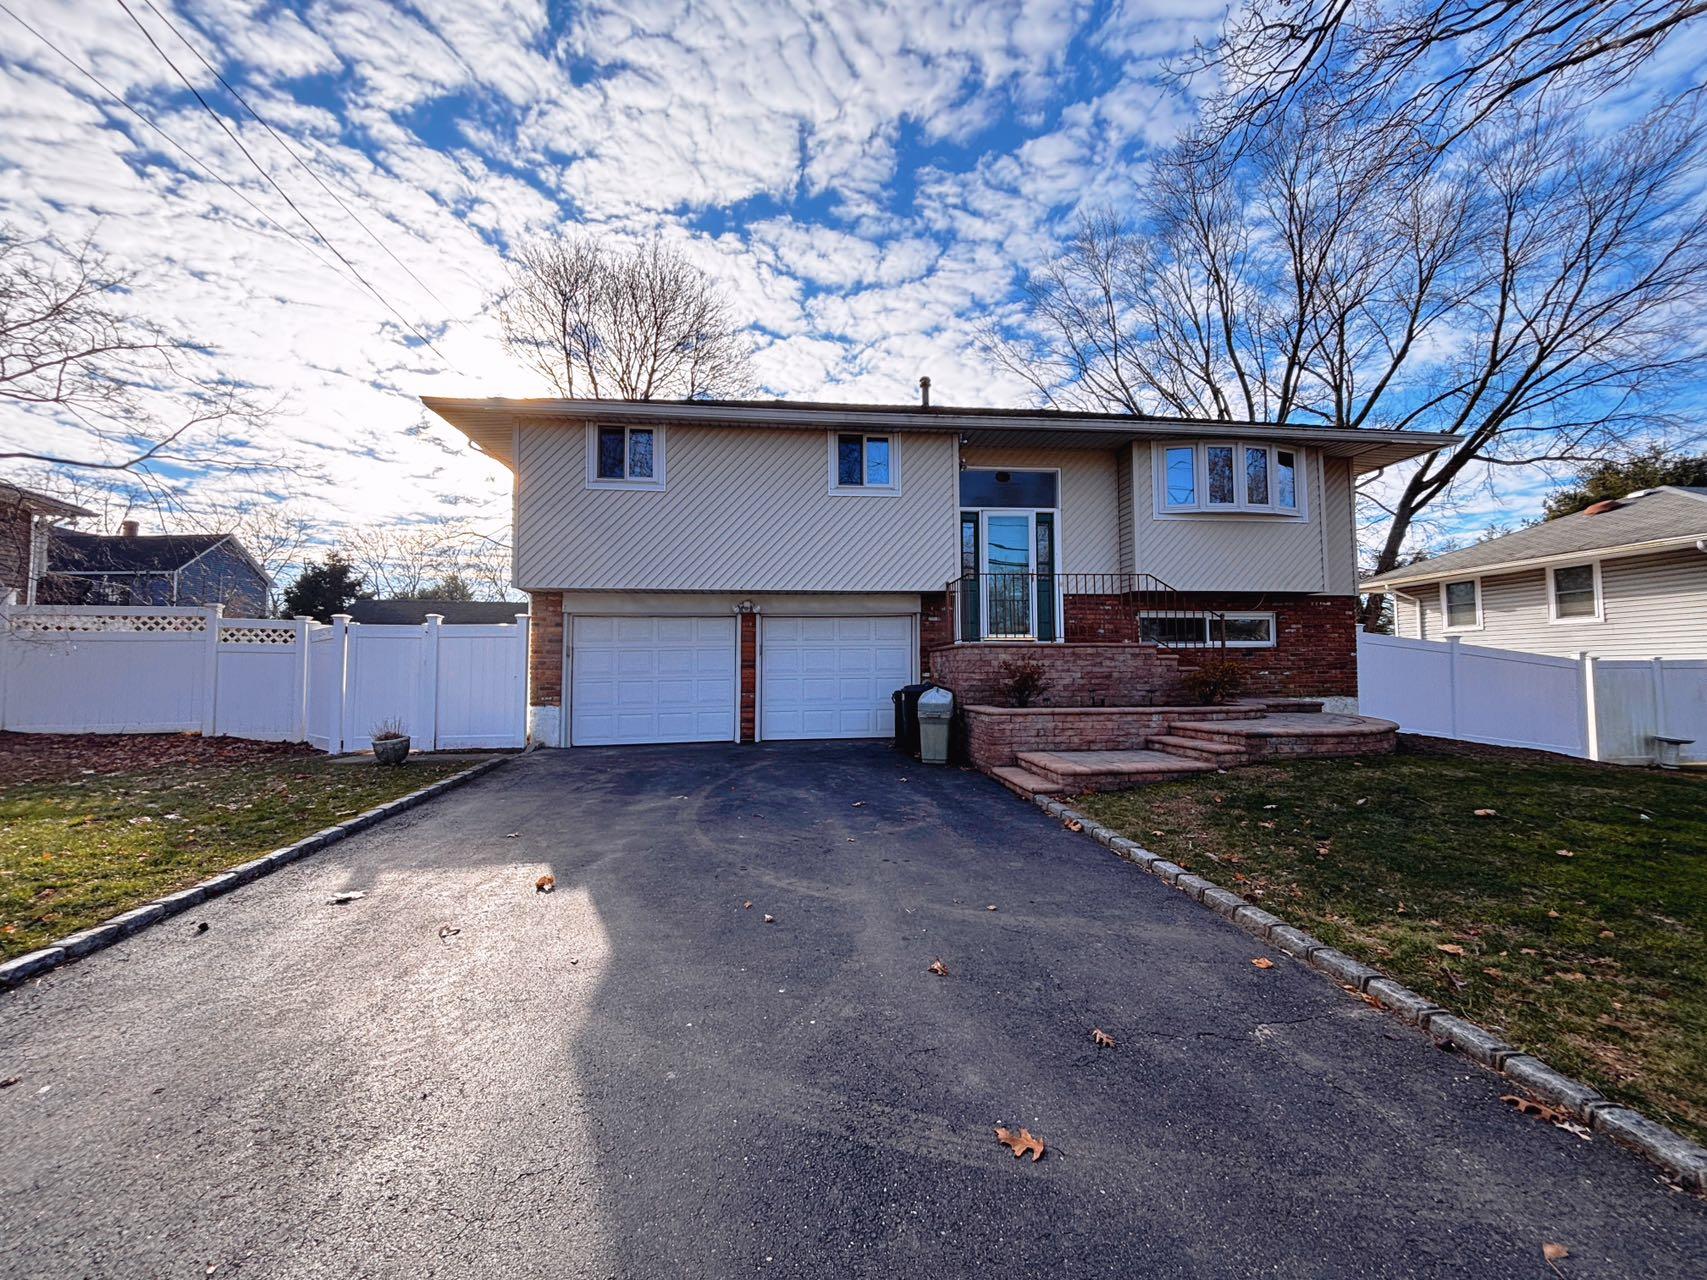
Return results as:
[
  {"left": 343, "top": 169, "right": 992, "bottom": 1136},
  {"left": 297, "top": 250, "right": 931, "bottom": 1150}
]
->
[{"left": 1, "top": 742, "right": 1701, "bottom": 1278}]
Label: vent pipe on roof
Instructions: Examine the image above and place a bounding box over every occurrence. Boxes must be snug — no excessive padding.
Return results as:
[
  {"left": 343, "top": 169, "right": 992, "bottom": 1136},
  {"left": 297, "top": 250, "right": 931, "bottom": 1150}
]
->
[
  {"left": 918, "top": 376, "right": 931, "bottom": 408},
  {"left": 1582, "top": 500, "right": 1621, "bottom": 516},
  {"left": 120, "top": 519, "right": 140, "bottom": 538}
]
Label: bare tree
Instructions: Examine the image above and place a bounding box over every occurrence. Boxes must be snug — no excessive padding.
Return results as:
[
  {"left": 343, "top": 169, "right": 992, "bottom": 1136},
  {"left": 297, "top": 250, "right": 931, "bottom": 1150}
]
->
[
  {"left": 497, "top": 235, "right": 756, "bottom": 400},
  {"left": 340, "top": 517, "right": 515, "bottom": 602},
  {"left": 1182, "top": 1, "right": 1707, "bottom": 152},
  {"left": 0, "top": 225, "right": 270, "bottom": 479},
  {"left": 981, "top": 97, "right": 1707, "bottom": 628}
]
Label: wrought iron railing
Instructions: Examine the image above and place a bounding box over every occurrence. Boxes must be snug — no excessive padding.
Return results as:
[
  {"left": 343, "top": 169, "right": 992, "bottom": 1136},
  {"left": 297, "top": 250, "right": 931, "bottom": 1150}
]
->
[{"left": 944, "top": 572, "right": 1227, "bottom": 652}]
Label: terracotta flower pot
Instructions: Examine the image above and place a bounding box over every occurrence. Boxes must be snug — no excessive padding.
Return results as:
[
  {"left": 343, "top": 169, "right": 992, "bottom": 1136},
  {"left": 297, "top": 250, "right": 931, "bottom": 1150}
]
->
[{"left": 372, "top": 735, "right": 411, "bottom": 766}]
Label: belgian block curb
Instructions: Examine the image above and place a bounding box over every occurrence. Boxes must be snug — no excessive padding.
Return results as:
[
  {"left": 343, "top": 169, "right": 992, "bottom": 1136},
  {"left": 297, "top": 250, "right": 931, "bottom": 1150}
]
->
[
  {"left": 1036, "top": 794, "right": 1707, "bottom": 1194},
  {"left": 0, "top": 756, "right": 510, "bottom": 992}
]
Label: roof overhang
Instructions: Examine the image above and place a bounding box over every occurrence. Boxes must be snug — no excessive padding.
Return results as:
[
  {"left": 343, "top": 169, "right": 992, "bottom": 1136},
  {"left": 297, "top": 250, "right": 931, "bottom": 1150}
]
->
[
  {"left": 1362, "top": 534, "right": 1707, "bottom": 592},
  {"left": 420, "top": 396, "right": 1458, "bottom": 475},
  {"left": 0, "top": 484, "right": 92, "bottom": 519}
]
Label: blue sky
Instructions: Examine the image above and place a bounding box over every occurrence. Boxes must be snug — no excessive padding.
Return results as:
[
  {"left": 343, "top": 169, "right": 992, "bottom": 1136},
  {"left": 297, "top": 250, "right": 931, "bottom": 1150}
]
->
[{"left": 0, "top": 0, "right": 1696, "bottom": 560}]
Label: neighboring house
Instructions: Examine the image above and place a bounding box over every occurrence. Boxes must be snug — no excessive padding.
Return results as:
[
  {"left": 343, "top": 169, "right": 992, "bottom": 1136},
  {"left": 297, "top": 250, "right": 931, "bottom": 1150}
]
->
[
  {"left": 346, "top": 599, "right": 526, "bottom": 625},
  {"left": 1362, "top": 486, "right": 1707, "bottom": 659},
  {"left": 39, "top": 522, "right": 271, "bottom": 616},
  {"left": 424, "top": 395, "right": 1450, "bottom": 747},
  {"left": 0, "top": 483, "right": 92, "bottom": 605}
]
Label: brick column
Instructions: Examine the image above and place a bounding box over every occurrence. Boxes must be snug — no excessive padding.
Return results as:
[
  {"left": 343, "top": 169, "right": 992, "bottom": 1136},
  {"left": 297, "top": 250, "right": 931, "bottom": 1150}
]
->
[
  {"left": 739, "top": 611, "right": 757, "bottom": 742},
  {"left": 526, "top": 590, "right": 564, "bottom": 746}
]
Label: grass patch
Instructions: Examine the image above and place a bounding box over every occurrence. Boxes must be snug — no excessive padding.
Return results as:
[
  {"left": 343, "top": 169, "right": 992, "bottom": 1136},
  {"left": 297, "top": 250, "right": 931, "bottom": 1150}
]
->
[
  {"left": 1079, "top": 746, "right": 1707, "bottom": 1144},
  {"left": 1, "top": 749, "right": 471, "bottom": 960}
]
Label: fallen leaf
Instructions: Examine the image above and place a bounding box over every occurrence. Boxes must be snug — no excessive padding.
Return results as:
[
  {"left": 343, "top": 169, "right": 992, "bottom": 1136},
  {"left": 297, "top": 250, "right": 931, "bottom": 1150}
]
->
[
  {"left": 329, "top": 891, "right": 364, "bottom": 905},
  {"left": 1355, "top": 797, "right": 1368, "bottom": 806},
  {"left": 505, "top": 832, "right": 518, "bottom": 839},
  {"left": 928, "top": 958, "right": 949, "bottom": 976},
  {"left": 193, "top": 921, "right": 209, "bottom": 935},
  {"left": 994, "top": 1125, "right": 1045, "bottom": 1161},
  {"left": 1501, "top": 1094, "right": 1569, "bottom": 1125},
  {"left": 1521, "top": 947, "right": 1539, "bottom": 956},
  {"left": 1555, "top": 971, "right": 1588, "bottom": 982},
  {"left": 1547, "top": 910, "right": 1561, "bottom": 919},
  {"left": 1555, "top": 849, "right": 1575, "bottom": 858},
  {"left": 986, "top": 904, "right": 998, "bottom": 912},
  {"left": 743, "top": 900, "right": 753, "bottom": 910},
  {"left": 1064, "top": 819, "right": 1082, "bottom": 832},
  {"left": 1250, "top": 957, "right": 1275, "bottom": 970},
  {"left": 1437, "top": 943, "right": 1466, "bottom": 956},
  {"left": 1543, "top": 1241, "right": 1569, "bottom": 1275},
  {"left": 1473, "top": 808, "right": 1497, "bottom": 817},
  {"left": 0, "top": 1076, "right": 20, "bottom": 1088},
  {"left": 1482, "top": 967, "right": 1504, "bottom": 978},
  {"left": 438, "top": 925, "right": 460, "bottom": 939},
  {"left": 1598, "top": 929, "right": 1615, "bottom": 939},
  {"left": 1090, "top": 1028, "right": 1115, "bottom": 1048},
  {"left": 763, "top": 914, "right": 776, "bottom": 924},
  {"left": 851, "top": 801, "right": 865, "bottom": 808},
  {"left": 535, "top": 875, "right": 555, "bottom": 893}
]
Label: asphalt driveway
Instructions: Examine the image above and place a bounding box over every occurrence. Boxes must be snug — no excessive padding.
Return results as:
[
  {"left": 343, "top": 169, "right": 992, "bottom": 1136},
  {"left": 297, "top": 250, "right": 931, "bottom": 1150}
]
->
[{"left": 1, "top": 742, "right": 1702, "bottom": 1278}]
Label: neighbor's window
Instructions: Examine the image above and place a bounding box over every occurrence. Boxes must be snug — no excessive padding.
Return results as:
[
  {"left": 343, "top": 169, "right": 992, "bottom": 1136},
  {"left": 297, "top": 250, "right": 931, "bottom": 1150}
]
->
[
  {"left": 832, "top": 433, "right": 896, "bottom": 491},
  {"left": 1443, "top": 579, "right": 1480, "bottom": 630},
  {"left": 1164, "top": 446, "right": 1196, "bottom": 508},
  {"left": 1551, "top": 563, "right": 1600, "bottom": 621},
  {"left": 588, "top": 424, "right": 664, "bottom": 488}
]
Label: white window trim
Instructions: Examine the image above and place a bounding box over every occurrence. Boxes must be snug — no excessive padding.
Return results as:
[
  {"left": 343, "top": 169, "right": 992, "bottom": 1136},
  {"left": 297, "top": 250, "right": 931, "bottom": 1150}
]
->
[
  {"left": 1136, "top": 610, "right": 1277, "bottom": 649},
  {"left": 1546, "top": 560, "right": 1604, "bottom": 624},
  {"left": 828, "top": 431, "right": 900, "bottom": 495},
  {"left": 1152, "top": 441, "right": 1307, "bottom": 518},
  {"left": 585, "top": 423, "right": 666, "bottom": 491},
  {"left": 1439, "top": 577, "right": 1483, "bottom": 633}
]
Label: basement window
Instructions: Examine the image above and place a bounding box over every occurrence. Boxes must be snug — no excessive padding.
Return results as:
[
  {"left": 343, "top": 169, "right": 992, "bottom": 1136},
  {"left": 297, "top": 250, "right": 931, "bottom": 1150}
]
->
[{"left": 1138, "top": 612, "right": 1276, "bottom": 648}]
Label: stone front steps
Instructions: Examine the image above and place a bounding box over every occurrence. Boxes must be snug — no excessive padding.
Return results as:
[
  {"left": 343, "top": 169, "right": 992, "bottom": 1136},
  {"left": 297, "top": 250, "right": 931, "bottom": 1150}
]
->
[{"left": 1015, "top": 748, "right": 1221, "bottom": 790}]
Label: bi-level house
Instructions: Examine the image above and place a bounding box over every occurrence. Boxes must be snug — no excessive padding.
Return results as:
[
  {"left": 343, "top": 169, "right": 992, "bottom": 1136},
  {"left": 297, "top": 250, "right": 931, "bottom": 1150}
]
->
[{"left": 425, "top": 396, "right": 1449, "bottom": 749}]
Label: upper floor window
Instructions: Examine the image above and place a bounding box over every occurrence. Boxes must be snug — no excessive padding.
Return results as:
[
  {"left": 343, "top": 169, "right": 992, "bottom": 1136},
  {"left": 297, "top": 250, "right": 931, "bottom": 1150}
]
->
[
  {"left": 830, "top": 433, "right": 898, "bottom": 494},
  {"left": 1157, "top": 442, "right": 1302, "bottom": 516},
  {"left": 587, "top": 424, "right": 665, "bottom": 490},
  {"left": 1548, "top": 562, "right": 1602, "bottom": 622},
  {"left": 1442, "top": 578, "right": 1481, "bottom": 630}
]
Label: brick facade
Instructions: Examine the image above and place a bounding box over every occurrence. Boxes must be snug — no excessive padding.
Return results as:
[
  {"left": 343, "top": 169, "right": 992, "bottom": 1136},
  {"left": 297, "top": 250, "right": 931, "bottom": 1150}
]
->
[
  {"left": 526, "top": 590, "right": 563, "bottom": 706},
  {"left": 964, "top": 703, "right": 1256, "bottom": 769},
  {"left": 740, "top": 611, "right": 757, "bottom": 743},
  {"left": 0, "top": 507, "right": 31, "bottom": 603},
  {"left": 918, "top": 591, "right": 953, "bottom": 672},
  {"left": 928, "top": 642, "right": 1186, "bottom": 707}
]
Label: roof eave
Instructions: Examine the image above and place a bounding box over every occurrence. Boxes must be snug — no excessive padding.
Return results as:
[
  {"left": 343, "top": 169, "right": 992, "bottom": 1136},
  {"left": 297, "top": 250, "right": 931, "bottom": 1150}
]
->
[{"left": 1361, "top": 533, "right": 1707, "bottom": 591}]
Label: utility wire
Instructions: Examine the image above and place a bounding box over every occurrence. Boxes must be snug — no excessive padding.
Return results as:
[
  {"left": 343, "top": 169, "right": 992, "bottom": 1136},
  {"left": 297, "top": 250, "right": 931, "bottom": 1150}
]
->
[
  {"left": 110, "top": 0, "right": 454, "bottom": 365},
  {"left": 140, "top": 0, "right": 465, "bottom": 323},
  {"left": 0, "top": 2, "right": 355, "bottom": 290}
]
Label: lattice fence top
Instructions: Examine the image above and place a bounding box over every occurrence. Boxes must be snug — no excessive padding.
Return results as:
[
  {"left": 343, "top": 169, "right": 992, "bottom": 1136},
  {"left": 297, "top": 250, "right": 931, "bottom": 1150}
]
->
[
  {"left": 8, "top": 611, "right": 209, "bottom": 634},
  {"left": 219, "top": 623, "right": 297, "bottom": 645}
]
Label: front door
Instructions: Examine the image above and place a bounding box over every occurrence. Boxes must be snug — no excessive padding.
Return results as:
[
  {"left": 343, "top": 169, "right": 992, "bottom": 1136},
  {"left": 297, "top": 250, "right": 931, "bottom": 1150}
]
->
[{"left": 982, "top": 512, "right": 1034, "bottom": 638}]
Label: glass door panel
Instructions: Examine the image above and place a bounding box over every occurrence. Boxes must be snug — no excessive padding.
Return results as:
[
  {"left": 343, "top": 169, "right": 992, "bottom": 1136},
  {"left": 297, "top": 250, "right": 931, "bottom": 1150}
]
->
[{"left": 983, "top": 513, "right": 1033, "bottom": 638}]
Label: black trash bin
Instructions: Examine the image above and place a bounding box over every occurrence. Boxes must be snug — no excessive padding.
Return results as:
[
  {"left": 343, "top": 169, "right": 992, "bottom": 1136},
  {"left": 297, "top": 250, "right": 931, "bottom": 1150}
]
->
[{"left": 892, "top": 682, "right": 936, "bottom": 757}]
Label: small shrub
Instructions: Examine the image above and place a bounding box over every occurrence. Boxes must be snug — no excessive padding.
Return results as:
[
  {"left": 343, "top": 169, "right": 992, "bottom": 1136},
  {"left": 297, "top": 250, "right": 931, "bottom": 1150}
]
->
[
  {"left": 998, "top": 658, "right": 1051, "bottom": 708},
  {"left": 1180, "top": 656, "right": 1246, "bottom": 706},
  {"left": 371, "top": 718, "right": 408, "bottom": 742}
]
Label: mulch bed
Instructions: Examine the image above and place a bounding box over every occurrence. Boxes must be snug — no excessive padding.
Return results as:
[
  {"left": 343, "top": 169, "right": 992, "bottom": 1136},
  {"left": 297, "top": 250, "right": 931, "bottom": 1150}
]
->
[{"left": 0, "top": 733, "right": 318, "bottom": 787}]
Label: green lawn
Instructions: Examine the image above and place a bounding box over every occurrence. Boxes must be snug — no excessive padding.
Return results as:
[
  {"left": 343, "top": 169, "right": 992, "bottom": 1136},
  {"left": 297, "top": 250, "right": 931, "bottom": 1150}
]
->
[
  {"left": 1079, "top": 743, "right": 1707, "bottom": 1145},
  {"left": 1, "top": 741, "right": 471, "bottom": 961}
]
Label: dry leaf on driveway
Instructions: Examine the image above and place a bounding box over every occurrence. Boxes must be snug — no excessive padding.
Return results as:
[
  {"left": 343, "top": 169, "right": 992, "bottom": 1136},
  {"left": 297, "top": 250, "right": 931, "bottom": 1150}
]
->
[
  {"left": 994, "top": 1125, "right": 1045, "bottom": 1161},
  {"left": 1500, "top": 1094, "right": 1569, "bottom": 1125},
  {"left": 1542, "top": 1242, "right": 1569, "bottom": 1275},
  {"left": 1250, "top": 958, "right": 1275, "bottom": 970},
  {"left": 763, "top": 914, "right": 776, "bottom": 924},
  {"left": 928, "top": 958, "right": 949, "bottom": 976},
  {"left": 986, "top": 904, "right": 998, "bottom": 912},
  {"left": 1090, "top": 1028, "right": 1115, "bottom": 1048},
  {"left": 1064, "top": 819, "right": 1082, "bottom": 832},
  {"left": 535, "top": 875, "right": 555, "bottom": 894},
  {"left": 743, "top": 900, "right": 753, "bottom": 910},
  {"left": 329, "top": 891, "right": 364, "bottom": 905}
]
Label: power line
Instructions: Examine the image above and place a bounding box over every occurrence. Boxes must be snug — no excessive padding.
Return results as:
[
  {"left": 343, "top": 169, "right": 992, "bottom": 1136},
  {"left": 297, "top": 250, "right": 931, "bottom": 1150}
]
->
[
  {"left": 110, "top": 0, "right": 455, "bottom": 365},
  {"left": 0, "top": 2, "right": 355, "bottom": 288},
  {"left": 140, "top": 0, "right": 466, "bottom": 323}
]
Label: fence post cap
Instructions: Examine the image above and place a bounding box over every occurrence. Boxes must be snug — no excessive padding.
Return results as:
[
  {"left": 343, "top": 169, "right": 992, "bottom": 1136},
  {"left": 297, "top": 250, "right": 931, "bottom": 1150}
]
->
[{"left": 423, "top": 613, "right": 445, "bottom": 625}]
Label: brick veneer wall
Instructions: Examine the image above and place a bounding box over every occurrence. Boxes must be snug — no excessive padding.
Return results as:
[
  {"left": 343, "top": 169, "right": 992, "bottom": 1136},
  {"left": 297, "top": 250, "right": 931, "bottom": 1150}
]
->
[
  {"left": 740, "top": 612, "right": 757, "bottom": 742},
  {"left": 928, "top": 642, "right": 1186, "bottom": 707},
  {"left": 527, "top": 590, "right": 563, "bottom": 707},
  {"left": 964, "top": 704, "right": 1255, "bottom": 769},
  {"left": 919, "top": 591, "right": 953, "bottom": 671},
  {"left": 0, "top": 508, "right": 31, "bottom": 602},
  {"left": 1061, "top": 592, "right": 1358, "bottom": 698}
]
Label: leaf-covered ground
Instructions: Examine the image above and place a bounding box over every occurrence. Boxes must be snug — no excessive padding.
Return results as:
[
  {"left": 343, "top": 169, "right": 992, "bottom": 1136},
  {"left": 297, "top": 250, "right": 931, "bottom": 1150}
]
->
[
  {"left": 0, "top": 733, "right": 471, "bottom": 960},
  {"left": 1080, "top": 740, "right": 1707, "bottom": 1145}
]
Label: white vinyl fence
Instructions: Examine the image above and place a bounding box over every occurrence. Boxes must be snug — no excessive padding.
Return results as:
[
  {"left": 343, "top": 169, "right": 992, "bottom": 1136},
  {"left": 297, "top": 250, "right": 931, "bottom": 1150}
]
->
[
  {"left": 0, "top": 606, "right": 527, "bottom": 754},
  {"left": 1358, "top": 633, "right": 1707, "bottom": 764}
]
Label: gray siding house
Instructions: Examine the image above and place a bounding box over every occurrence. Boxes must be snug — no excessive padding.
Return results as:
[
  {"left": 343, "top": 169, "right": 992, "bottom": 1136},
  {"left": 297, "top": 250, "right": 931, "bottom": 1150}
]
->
[
  {"left": 40, "top": 523, "right": 271, "bottom": 616},
  {"left": 426, "top": 396, "right": 1449, "bottom": 748},
  {"left": 1363, "top": 486, "right": 1707, "bottom": 659}
]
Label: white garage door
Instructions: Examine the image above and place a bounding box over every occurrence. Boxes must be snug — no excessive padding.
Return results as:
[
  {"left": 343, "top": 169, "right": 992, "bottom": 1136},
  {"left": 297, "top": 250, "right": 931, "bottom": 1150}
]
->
[
  {"left": 571, "top": 616, "right": 737, "bottom": 746},
  {"left": 761, "top": 615, "right": 914, "bottom": 740}
]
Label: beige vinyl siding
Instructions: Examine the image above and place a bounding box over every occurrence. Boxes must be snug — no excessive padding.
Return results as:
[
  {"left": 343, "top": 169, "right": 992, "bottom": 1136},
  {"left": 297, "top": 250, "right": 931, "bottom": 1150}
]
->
[
  {"left": 958, "top": 447, "right": 1121, "bottom": 574},
  {"left": 1394, "top": 593, "right": 1421, "bottom": 637},
  {"left": 1114, "top": 443, "right": 1135, "bottom": 574},
  {"left": 1129, "top": 445, "right": 1347, "bottom": 592},
  {"left": 1403, "top": 548, "right": 1707, "bottom": 657},
  {"left": 515, "top": 422, "right": 959, "bottom": 592}
]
